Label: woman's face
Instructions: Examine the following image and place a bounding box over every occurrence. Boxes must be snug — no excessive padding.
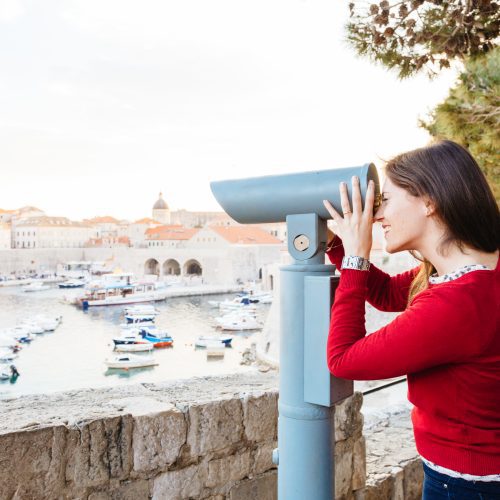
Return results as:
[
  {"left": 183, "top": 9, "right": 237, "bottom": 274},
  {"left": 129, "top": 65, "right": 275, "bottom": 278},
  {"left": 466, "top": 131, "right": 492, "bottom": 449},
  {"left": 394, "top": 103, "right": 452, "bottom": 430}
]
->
[{"left": 374, "top": 177, "right": 430, "bottom": 253}]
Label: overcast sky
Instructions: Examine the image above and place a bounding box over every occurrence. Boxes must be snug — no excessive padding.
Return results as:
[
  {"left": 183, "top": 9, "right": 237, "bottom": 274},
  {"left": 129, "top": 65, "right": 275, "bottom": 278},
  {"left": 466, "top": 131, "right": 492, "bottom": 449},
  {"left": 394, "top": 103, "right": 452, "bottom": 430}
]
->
[{"left": 0, "top": 0, "right": 458, "bottom": 221}]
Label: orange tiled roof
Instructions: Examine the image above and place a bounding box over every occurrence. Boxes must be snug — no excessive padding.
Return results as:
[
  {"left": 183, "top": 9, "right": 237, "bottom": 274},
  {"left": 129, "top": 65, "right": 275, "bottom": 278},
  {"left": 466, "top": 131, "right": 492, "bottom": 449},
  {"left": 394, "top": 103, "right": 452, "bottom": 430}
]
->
[
  {"left": 85, "top": 216, "right": 120, "bottom": 224},
  {"left": 0, "top": 209, "right": 16, "bottom": 214},
  {"left": 209, "top": 225, "right": 282, "bottom": 244},
  {"left": 134, "top": 217, "right": 162, "bottom": 225},
  {"left": 15, "top": 216, "right": 90, "bottom": 228},
  {"left": 146, "top": 225, "right": 199, "bottom": 240}
]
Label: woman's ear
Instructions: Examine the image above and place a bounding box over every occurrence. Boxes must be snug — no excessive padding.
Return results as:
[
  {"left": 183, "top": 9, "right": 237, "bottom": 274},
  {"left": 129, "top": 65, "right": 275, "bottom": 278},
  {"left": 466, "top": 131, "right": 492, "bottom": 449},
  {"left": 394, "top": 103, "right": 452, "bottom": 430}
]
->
[{"left": 425, "top": 199, "right": 436, "bottom": 216}]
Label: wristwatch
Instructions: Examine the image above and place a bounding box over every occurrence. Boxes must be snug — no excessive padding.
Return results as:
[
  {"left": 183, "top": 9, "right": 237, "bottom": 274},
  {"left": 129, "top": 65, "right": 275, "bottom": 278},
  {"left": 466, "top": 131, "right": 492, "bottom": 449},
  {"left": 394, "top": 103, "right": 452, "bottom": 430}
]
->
[{"left": 341, "top": 255, "right": 371, "bottom": 271}]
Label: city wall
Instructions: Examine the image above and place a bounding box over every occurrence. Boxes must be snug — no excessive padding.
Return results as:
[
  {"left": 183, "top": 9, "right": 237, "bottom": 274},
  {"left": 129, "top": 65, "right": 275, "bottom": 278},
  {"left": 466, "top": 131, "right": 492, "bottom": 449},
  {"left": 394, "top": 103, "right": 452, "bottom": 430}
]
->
[
  {"left": 0, "top": 246, "right": 280, "bottom": 286},
  {"left": 0, "top": 372, "right": 422, "bottom": 500}
]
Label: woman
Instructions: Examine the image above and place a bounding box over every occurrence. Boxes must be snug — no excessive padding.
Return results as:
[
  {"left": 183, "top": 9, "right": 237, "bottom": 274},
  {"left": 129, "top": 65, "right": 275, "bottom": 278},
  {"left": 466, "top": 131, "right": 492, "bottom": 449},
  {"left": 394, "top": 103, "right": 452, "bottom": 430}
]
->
[{"left": 322, "top": 140, "right": 500, "bottom": 499}]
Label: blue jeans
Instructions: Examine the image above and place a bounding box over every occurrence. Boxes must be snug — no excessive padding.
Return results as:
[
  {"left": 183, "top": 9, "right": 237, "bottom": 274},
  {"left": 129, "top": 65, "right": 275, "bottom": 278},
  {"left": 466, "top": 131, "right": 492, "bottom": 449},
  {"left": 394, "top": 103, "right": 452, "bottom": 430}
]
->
[{"left": 423, "top": 462, "right": 500, "bottom": 499}]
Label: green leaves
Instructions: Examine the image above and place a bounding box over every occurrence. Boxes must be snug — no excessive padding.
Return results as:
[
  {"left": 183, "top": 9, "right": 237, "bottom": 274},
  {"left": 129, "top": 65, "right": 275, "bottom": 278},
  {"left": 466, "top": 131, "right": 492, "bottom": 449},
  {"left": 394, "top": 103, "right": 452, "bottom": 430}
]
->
[
  {"left": 346, "top": 0, "right": 499, "bottom": 79},
  {"left": 420, "top": 47, "right": 500, "bottom": 200}
]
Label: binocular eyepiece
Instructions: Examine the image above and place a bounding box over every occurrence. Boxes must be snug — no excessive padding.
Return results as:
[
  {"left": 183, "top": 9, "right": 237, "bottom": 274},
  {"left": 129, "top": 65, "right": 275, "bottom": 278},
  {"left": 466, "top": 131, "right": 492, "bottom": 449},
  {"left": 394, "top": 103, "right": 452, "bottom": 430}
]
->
[{"left": 210, "top": 163, "right": 380, "bottom": 224}]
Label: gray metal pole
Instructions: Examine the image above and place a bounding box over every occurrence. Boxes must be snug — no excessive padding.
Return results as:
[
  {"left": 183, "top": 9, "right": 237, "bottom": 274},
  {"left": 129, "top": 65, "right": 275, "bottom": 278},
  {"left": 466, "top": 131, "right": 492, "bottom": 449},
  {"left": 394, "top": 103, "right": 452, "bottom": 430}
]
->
[{"left": 278, "top": 261, "right": 336, "bottom": 499}]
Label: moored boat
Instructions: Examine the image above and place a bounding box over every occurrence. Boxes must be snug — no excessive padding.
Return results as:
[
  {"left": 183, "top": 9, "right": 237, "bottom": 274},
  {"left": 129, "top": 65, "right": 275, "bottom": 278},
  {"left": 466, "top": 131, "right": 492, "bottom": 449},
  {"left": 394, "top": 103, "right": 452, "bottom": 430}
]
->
[
  {"left": 105, "top": 354, "right": 158, "bottom": 369},
  {"left": 195, "top": 335, "right": 233, "bottom": 348},
  {"left": 114, "top": 343, "right": 154, "bottom": 352}
]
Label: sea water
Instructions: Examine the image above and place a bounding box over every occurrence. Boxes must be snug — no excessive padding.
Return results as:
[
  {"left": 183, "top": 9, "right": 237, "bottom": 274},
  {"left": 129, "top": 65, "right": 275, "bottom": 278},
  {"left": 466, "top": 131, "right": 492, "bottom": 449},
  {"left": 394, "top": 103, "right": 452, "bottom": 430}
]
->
[{"left": 0, "top": 285, "right": 269, "bottom": 398}]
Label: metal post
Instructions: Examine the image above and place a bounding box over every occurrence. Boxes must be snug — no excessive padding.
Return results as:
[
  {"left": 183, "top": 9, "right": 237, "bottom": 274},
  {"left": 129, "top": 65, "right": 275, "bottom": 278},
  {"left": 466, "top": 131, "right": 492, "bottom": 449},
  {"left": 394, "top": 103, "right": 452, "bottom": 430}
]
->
[{"left": 275, "top": 214, "right": 353, "bottom": 500}]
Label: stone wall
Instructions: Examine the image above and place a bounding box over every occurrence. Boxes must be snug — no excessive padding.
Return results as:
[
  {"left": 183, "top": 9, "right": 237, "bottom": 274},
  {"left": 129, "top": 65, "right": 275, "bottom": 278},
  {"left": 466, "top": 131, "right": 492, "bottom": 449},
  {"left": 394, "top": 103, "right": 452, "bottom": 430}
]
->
[{"left": 0, "top": 372, "right": 422, "bottom": 499}]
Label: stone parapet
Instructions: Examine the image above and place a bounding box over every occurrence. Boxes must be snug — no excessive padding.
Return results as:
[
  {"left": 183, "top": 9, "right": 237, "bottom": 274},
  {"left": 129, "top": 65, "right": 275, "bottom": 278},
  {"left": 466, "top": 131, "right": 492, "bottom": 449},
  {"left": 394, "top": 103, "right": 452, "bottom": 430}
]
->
[{"left": 0, "top": 372, "right": 420, "bottom": 499}]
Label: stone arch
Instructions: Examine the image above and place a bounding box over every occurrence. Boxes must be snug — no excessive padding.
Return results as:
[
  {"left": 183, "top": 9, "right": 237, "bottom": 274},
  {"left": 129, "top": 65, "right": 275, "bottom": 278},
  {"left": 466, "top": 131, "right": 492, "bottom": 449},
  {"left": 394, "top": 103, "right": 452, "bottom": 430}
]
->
[
  {"left": 163, "top": 259, "right": 181, "bottom": 276},
  {"left": 144, "top": 258, "right": 160, "bottom": 276},
  {"left": 184, "top": 259, "right": 202, "bottom": 276}
]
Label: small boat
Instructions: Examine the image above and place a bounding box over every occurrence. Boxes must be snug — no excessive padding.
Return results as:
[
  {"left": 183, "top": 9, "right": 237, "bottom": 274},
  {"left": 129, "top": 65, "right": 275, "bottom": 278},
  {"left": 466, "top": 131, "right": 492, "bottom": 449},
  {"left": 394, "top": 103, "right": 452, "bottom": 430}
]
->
[
  {"left": 0, "top": 350, "right": 19, "bottom": 363},
  {"left": 138, "top": 329, "right": 173, "bottom": 348},
  {"left": 23, "top": 282, "right": 50, "bottom": 292},
  {"left": 112, "top": 333, "right": 148, "bottom": 346},
  {"left": 218, "top": 316, "right": 262, "bottom": 331},
  {"left": 105, "top": 354, "right": 158, "bottom": 369},
  {"left": 125, "top": 314, "right": 156, "bottom": 324},
  {"left": 114, "top": 343, "right": 154, "bottom": 352},
  {"left": 18, "top": 321, "right": 45, "bottom": 335},
  {"left": 124, "top": 305, "right": 159, "bottom": 315},
  {"left": 195, "top": 335, "right": 233, "bottom": 348},
  {"left": 58, "top": 279, "right": 85, "bottom": 289}
]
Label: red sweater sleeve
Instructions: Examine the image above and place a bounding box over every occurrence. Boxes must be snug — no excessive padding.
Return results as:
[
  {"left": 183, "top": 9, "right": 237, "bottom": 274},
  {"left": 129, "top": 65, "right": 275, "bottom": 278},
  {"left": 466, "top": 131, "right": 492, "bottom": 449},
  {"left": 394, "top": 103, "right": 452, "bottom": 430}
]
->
[
  {"left": 327, "top": 270, "right": 487, "bottom": 380},
  {"left": 326, "top": 235, "right": 418, "bottom": 312}
]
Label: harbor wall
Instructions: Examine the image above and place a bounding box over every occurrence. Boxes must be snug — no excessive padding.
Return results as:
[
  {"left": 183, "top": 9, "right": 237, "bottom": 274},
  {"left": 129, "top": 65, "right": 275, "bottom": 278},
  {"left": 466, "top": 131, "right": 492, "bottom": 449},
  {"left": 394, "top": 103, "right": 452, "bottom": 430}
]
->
[
  {"left": 0, "top": 372, "right": 422, "bottom": 499},
  {"left": 0, "top": 245, "right": 282, "bottom": 286}
]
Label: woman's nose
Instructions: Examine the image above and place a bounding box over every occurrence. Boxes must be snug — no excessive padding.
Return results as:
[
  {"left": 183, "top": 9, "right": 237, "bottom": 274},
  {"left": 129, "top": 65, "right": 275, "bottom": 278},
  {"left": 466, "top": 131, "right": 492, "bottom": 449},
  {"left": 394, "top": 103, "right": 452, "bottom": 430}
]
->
[{"left": 373, "top": 204, "right": 384, "bottom": 222}]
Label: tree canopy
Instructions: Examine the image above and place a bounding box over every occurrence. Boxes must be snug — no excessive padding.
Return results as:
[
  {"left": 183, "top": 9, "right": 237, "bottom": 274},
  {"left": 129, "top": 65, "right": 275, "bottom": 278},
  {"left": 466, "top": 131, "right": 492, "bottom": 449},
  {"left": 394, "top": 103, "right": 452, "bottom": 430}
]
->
[
  {"left": 347, "top": 0, "right": 499, "bottom": 79},
  {"left": 420, "top": 47, "right": 500, "bottom": 199}
]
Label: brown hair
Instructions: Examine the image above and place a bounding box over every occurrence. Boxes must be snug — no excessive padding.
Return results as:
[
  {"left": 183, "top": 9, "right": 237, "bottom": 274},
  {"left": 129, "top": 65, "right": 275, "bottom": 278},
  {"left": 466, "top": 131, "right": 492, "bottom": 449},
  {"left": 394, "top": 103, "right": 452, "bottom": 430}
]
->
[{"left": 384, "top": 140, "right": 500, "bottom": 303}]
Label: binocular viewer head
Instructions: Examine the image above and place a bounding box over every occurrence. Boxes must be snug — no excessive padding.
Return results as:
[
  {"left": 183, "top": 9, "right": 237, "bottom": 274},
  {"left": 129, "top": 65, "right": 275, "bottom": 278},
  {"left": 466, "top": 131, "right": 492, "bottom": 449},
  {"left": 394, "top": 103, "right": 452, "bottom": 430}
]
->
[{"left": 210, "top": 163, "right": 380, "bottom": 224}]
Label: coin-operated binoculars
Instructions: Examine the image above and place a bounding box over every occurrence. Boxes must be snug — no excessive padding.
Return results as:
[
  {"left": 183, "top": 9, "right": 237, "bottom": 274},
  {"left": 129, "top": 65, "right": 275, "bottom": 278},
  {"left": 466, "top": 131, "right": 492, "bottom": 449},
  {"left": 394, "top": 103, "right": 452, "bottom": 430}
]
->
[{"left": 211, "top": 164, "right": 379, "bottom": 500}]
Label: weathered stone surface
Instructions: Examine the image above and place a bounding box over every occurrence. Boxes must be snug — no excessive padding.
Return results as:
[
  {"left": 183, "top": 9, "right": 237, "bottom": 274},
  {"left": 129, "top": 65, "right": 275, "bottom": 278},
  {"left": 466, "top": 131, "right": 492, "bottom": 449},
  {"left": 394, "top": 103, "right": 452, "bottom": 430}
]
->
[
  {"left": 0, "top": 427, "right": 66, "bottom": 499},
  {"left": 253, "top": 440, "right": 277, "bottom": 475},
  {"left": 88, "top": 480, "right": 150, "bottom": 500},
  {"left": 187, "top": 398, "right": 244, "bottom": 457},
  {"left": 335, "top": 438, "right": 354, "bottom": 498},
  {"left": 206, "top": 450, "right": 252, "bottom": 490},
  {"left": 132, "top": 406, "right": 187, "bottom": 474},
  {"left": 242, "top": 391, "right": 278, "bottom": 442},
  {"left": 351, "top": 435, "right": 366, "bottom": 491},
  {"left": 152, "top": 463, "right": 208, "bottom": 499},
  {"left": 403, "top": 459, "right": 423, "bottom": 500},
  {"left": 390, "top": 466, "right": 404, "bottom": 500},
  {"left": 335, "top": 392, "right": 364, "bottom": 442},
  {"left": 229, "top": 470, "right": 277, "bottom": 500},
  {"left": 65, "top": 416, "right": 133, "bottom": 488}
]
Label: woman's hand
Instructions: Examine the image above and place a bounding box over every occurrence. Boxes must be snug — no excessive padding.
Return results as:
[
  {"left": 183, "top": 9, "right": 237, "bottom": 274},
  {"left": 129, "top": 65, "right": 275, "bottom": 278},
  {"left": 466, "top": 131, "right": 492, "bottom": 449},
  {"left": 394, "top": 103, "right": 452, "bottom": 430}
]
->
[{"left": 323, "top": 176, "right": 375, "bottom": 259}]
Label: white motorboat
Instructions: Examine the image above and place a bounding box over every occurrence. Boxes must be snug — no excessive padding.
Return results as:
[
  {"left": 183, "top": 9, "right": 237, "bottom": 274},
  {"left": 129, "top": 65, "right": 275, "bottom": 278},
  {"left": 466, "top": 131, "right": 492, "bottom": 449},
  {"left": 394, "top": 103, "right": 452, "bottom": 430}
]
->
[
  {"left": 124, "top": 313, "right": 157, "bottom": 324},
  {"left": 75, "top": 273, "right": 170, "bottom": 308},
  {"left": 105, "top": 354, "right": 158, "bottom": 369},
  {"left": 112, "top": 333, "right": 149, "bottom": 346},
  {"left": 214, "top": 310, "right": 257, "bottom": 325},
  {"left": 18, "top": 321, "right": 45, "bottom": 335},
  {"left": 0, "top": 350, "right": 19, "bottom": 363},
  {"left": 195, "top": 335, "right": 233, "bottom": 348},
  {"left": 23, "top": 282, "right": 50, "bottom": 292},
  {"left": 124, "top": 305, "right": 159, "bottom": 315},
  {"left": 219, "top": 316, "right": 262, "bottom": 331},
  {"left": 32, "top": 315, "right": 62, "bottom": 331},
  {"left": 58, "top": 279, "right": 86, "bottom": 289},
  {"left": 114, "top": 343, "right": 154, "bottom": 352}
]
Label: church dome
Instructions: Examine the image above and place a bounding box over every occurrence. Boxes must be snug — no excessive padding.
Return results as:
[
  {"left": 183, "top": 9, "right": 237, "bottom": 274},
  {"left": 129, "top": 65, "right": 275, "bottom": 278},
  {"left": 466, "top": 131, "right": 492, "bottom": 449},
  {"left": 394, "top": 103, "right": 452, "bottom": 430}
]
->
[{"left": 153, "top": 192, "right": 169, "bottom": 210}]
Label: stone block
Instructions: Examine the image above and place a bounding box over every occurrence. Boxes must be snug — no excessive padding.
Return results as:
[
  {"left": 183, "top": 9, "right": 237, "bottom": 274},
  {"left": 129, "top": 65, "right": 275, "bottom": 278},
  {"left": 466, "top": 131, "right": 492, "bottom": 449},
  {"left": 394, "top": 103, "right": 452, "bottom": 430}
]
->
[
  {"left": 206, "top": 450, "right": 252, "bottom": 490},
  {"left": 253, "top": 440, "right": 277, "bottom": 475},
  {"left": 229, "top": 470, "right": 277, "bottom": 500},
  {"left": 403, "top": 459, "right": 423, "bottom": 500},
  {"left": 390, "top": 467, "right": 404, "bottom": 500},
  {"left": 352, "top": 435, "right": 366, "bottom": 491},
  {"left": 334, "top": 392, "right": 363, "bottom": 442},
  {"left": 242, "top": 391, "right": 278, "bottom": 443},
  {"left": 153, "top": 463, "right": 208, "bottom": 500},
  {"left": 335, "top": 438, "right": 354, "bottom": 499},
  {"left": 0, "top": 427, "right": 66, "bottom": 499},
  {"left": 132, "top": 408, "right": 187, "bottom": 474},
  {"left": 355, "top": 475, "right": 393, "bottom": 500},
  {"left": 65, "top": 416, "right": 133, "bottom": 488},
  {"left": 88, "top": 479, "right": 150, "bottom": 500},
  {"left": 187, "top": 398, "right": 244, "bottom": 458}
]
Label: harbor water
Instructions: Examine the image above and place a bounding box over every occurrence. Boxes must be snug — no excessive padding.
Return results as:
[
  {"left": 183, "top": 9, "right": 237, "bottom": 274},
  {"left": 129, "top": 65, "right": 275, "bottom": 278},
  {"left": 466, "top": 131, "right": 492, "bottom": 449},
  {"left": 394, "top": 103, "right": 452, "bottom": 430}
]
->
[{"left": 0, "top": 285, "right": 269, "bottom": 398}]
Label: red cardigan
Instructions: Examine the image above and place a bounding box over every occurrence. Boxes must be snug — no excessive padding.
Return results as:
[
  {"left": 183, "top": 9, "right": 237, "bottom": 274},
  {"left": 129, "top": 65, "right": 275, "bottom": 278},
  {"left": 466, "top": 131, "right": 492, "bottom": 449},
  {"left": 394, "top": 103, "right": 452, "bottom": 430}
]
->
[{"left": 326, "top": 237, "right": 500, "bottom": 475}]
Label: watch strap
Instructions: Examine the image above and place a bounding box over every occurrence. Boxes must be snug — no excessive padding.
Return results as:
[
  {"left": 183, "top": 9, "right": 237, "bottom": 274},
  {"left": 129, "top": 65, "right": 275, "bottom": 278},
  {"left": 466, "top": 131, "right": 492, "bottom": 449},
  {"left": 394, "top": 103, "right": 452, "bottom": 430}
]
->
[{"left": 341, "top": 255, "right": 370, "bottom": 271}]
